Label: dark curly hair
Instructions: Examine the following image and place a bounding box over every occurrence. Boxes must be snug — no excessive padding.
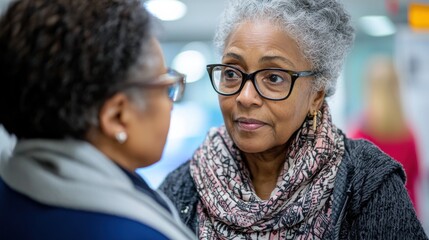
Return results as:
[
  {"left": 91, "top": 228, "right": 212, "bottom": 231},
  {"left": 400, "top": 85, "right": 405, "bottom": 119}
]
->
[{"left": 0, "top": 0, "right": 154, "bottom": 139}]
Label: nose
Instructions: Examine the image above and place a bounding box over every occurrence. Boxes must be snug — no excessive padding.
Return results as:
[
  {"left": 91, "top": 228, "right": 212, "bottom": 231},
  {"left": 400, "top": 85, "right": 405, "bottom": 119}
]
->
[{"left": 235, "top": 80, "right": 263, "bottom": 107}]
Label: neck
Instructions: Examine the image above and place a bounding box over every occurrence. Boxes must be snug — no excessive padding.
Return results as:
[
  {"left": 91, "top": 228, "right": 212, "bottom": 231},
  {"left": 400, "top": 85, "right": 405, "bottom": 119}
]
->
[{"left": 243, "top": 146, "right": 286, "bottom": 200}]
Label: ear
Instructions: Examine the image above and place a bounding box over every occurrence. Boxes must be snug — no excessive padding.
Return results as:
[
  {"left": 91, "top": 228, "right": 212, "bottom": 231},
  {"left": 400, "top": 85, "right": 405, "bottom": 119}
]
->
[
  {"left": 98, "top": 93, "right": 132, "bottom": 140},
  {"left": 310, "top": 90, "right": 325, "bottom": 113}
]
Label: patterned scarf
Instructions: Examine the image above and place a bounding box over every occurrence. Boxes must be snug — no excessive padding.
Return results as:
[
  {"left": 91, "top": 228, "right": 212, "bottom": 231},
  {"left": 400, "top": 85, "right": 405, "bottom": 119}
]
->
[{"left": 190, "top": 102, "right": 345, "bottom": 239}]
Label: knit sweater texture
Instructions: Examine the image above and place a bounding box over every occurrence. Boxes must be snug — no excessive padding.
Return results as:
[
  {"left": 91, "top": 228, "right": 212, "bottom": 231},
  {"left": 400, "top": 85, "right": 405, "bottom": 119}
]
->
[{"left": 159, "top": 137, "right": 428, "bottom": 239}]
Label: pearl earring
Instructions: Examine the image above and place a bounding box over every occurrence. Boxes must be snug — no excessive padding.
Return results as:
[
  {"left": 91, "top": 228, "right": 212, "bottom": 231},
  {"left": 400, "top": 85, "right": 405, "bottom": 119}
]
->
[{"left": 115, "top": 132, "right": 127, "bottom": 144}]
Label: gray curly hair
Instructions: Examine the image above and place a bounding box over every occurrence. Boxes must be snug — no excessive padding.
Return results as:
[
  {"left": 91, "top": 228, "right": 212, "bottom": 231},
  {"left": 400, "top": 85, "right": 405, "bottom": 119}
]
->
[{"left": 214, "top": 0, "right": 355, "bottom": 97}]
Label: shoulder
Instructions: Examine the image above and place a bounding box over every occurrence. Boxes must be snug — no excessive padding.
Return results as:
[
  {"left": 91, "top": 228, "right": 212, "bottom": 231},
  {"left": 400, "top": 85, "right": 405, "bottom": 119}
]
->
[
  {"left": 158, "top": 160, "right": 197, "bottom": 211},
  {"left": 0, "top": 178, "right": 169, "bottom": 239},
  {"left": 335, "top": 139, "right": 427, "bottom": 239},
  {"left": 341, "top": 137, "right": 408, "bottom": 213},
  {"left": 158, "top": 161, "right": 199, "bottom": 232},
  {"left": 159, "top": 160, "right": 194, "bottom": 195},
  {"left": 343, "top": 137, "right": 405, "bottom": 182}
]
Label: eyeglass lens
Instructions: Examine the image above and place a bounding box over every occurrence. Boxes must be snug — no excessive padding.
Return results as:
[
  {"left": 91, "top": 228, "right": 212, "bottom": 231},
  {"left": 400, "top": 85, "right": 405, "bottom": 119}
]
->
[
  {"left": 164, "top": 70, "right": 185, "bottom": 102},
  {"left": 211, "top": 65, "right": 292, "bottom": 99},
  {"left": 168, "top": 82, "right": 180, "bottom": 102}
]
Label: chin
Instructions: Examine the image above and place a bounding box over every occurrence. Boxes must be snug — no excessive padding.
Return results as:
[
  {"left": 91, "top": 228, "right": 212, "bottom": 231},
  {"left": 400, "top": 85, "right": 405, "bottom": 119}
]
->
[
  {"left": 139, "top": 160, "right": 158, "bottom": 168},
  {"left": 233, "top": 140, "right": 266, "bottom": 154},
  {"left": 138, "top": 155, "right": 162, "bottom": 168}
]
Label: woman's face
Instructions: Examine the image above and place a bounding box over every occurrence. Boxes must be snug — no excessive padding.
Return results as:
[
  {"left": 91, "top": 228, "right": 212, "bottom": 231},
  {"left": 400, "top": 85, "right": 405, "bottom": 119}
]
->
[
  {"left": 219, "top": 20, "right": 321, "bottom": 154},
  {"left": 125, "top": 38, "right": 173, "bottom": 167}
]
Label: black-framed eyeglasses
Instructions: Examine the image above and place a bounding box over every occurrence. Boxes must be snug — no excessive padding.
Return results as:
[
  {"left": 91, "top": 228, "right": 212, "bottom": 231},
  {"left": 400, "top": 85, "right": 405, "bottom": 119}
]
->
[
  {"left": 118, "top": 68, "right": 186, "bottom": 102},
  {"left": 206, "top": 64, "right": 316, "bottom": 101}
]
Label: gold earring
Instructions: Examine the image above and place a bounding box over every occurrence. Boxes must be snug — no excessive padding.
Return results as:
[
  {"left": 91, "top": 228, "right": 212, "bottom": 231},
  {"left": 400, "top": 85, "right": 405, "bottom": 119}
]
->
[{"left": 313, "top": 110, "right": 317, "bottom": 132}]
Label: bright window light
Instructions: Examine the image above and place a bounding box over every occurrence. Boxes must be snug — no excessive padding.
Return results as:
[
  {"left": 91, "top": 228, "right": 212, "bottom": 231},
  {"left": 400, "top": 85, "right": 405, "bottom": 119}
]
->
[
  {"left": 172, "top": 50, "right": 206, "bottom": 83},
  {"left": 144, "top": 0, "right": 187, "bottom": 21},
  {"left": 359, "top": 15, "right": 396, "bottom": 37}
]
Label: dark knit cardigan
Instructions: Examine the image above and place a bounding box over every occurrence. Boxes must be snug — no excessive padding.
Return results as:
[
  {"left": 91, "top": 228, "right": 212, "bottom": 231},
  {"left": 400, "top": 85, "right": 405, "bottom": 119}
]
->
[{"left": 159, "top": 137, "right": 428, "bottom": 239}]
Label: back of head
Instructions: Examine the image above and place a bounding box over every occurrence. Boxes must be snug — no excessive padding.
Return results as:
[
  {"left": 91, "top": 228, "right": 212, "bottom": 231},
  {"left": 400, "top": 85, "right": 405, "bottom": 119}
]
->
[
  {"left": 362, "top": 55, "right": 407, "bottom": 135},
  {"left": 365, "top": 55, "right": 401, "bottom": 100},
  {"left": 0, "top": 0, "right": 153, "bottom": 140},
  {"left": 214, "top": 0, "right": 355, "bottom": 97}
]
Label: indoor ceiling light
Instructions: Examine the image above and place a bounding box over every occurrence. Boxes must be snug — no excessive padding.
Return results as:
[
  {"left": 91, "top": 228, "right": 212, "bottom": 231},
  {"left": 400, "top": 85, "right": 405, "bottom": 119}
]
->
[
  {"left": 172, "top": 50, "right": 206, "bottom": 83},
  {"left": 359, "top": 15, "right": 396, "bottom": 37},
  {"left": 144, "top": 0, "right": 187, "bottom": 21}
]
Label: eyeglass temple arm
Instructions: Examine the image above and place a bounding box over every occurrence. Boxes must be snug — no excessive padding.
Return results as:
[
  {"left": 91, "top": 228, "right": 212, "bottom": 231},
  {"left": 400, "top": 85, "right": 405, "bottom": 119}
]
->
[{"left": 296, "top": 71, "right": 316, "bottom": 77}]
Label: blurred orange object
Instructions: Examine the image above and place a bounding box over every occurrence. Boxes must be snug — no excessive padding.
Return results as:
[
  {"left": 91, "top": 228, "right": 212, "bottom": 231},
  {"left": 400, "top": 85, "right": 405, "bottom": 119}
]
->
[{"left": 409, "top": 3, "right": 429, "bottom": 29}]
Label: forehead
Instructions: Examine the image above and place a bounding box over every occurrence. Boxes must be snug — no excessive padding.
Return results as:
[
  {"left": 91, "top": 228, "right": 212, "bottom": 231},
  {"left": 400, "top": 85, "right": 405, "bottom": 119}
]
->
[
  {"left": 127, "top": 38, "right": 166, "bottom": 83},
  {"left": 142, "top": 38, "right": 165, "bottom": 72},
  {"left": 223, "top": 19, "right": 309, "bottom": 69}
]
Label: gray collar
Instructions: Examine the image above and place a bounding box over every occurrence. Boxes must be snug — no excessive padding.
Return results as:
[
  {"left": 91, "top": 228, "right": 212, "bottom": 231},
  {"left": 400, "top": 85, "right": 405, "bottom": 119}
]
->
[{"left": 1, "top": 139, "right": 195, "bottom": 240}]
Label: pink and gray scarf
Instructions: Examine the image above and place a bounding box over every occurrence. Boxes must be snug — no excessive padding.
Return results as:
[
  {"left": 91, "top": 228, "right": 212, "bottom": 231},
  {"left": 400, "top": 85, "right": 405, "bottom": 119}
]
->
[{"left": 190, "top": 102, "right": 345, "bottom": 239}]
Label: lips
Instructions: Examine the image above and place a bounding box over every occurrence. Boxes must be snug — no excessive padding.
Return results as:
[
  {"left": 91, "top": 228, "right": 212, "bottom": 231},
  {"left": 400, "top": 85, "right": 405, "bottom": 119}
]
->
[{"left": 235, "top": 117, "right": 266, "bottom": 131}]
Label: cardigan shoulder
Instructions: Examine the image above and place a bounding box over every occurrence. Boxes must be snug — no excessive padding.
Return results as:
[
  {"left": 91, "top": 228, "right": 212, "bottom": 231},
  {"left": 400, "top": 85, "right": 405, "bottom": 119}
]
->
[
  {"left": 159, "top": 160, "right": 198, "bottom": 232},
  {"left": 330, "top": 137, "right": 428, "bottom": 239},
  {"left": 325, "top": 136, "right": 409, "bottom": 239},
  {"left": 342, "top": 137, "right": 406, "bottom": 215},
  {"left": 158, "top": 160, "right": 195, "bottom": 203}
]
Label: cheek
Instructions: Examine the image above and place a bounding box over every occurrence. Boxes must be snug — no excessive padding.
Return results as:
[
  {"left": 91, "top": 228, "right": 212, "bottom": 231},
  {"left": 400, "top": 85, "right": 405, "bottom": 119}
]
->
[
  {"left": 274, "top": 106, "right": 302, "bottom": 131},
  {"left": 271, "top": 98, "right": 308, "bottom": 136},
  {"left": 139, "top": 99, "right": 172, "bottom": 153},
  {"left": 151, "top": 100, "right": 172, "bottom": 137},
  {"left": 218, "top": 96, "right": 234, "bottom": 122},
  {"left": 154, "top": 103, "right": 172, "bottom": 163}
]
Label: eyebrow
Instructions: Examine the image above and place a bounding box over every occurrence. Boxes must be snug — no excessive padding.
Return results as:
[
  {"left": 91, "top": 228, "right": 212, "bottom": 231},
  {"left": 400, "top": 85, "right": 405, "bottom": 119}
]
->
[
  {"left": 223, "top": 52, "right": 296, "bottom": 68},
  {"left": 260, "top": 55, "right": 295, "bottom": 68},
  {"left": 223, "top": 52, "right": 244, "bottom": 62}
]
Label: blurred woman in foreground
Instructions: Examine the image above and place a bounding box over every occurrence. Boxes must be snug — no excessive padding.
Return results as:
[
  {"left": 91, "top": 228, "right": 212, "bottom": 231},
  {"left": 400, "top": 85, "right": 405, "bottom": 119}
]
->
[{"left": 0, "top": 0, "right": 193, "bottom": 239}]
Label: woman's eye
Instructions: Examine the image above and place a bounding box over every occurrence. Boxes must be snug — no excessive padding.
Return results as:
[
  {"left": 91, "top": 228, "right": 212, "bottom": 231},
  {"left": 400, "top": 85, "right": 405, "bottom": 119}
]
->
[
  {"left": 224, "top": 69, "right": 241, "bottom": 81},
  {"left": 268, "top": 74, "right": 284, "bottom": 83},
  {"left": 224, "top": 69, "right": 240, "bottom": 79}
]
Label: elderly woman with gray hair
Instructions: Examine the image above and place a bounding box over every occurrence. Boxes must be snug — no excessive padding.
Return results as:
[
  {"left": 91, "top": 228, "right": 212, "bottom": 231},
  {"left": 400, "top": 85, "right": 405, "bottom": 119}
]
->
[{"left": 159, "top": 0, "right": 428, "bottom": 239}]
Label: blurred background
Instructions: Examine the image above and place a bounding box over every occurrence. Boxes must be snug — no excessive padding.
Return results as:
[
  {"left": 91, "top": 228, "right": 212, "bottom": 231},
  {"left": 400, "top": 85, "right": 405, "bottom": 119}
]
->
[{"left": 1, "top": 0, "right": 429, "bottom": 234}]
